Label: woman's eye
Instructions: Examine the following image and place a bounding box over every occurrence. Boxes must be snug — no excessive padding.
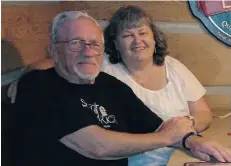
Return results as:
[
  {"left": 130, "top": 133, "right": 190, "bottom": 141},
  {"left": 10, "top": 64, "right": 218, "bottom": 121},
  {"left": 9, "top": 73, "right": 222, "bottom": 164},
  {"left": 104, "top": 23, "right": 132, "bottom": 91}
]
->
[
  {"left": 140, "top": 32, "right": 148, "bottom": 35},
  {"left": 122, "top": 34, "right": 132, "bottom": 38}
]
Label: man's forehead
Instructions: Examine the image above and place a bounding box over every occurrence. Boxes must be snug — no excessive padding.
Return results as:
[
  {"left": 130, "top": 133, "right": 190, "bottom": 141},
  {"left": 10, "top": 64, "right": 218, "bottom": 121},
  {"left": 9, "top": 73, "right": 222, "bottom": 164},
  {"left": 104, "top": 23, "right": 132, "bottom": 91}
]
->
[{"left": 59, "top": 18, "right": 103, "bottom": 41}]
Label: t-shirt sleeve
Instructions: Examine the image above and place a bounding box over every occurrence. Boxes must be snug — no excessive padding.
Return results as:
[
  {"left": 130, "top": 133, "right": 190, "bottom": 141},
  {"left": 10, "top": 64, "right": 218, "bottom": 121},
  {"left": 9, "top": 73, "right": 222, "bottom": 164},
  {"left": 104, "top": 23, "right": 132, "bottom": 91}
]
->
[
  {"left": 169, "top": 57, "right": 206, "bottom": 102},
  {"left": 119, "top": 84, "right": 163, "bottom": 134}
]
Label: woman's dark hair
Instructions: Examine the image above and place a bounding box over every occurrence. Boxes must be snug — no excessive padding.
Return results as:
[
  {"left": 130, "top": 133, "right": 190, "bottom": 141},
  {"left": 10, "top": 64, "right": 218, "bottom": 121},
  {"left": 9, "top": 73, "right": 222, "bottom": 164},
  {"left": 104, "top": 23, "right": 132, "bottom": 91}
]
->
[{"left": 104, "top": 5, "right": 168, "bottom": 66}]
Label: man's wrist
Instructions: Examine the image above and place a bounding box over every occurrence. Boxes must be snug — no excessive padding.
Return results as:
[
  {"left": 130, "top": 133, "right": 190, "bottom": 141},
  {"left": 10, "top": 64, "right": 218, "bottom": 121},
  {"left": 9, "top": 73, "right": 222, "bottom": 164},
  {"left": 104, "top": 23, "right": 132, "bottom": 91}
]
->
[{"left": 154, "top": 132, "right": 173, "bottom": 147}]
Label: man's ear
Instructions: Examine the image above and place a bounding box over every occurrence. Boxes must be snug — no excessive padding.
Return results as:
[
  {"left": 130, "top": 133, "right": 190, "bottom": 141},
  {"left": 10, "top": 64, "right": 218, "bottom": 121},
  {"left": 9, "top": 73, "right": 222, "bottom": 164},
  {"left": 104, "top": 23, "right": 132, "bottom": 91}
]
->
[{"left": 47, "top": 43, "right": 58, "bottom": 63}]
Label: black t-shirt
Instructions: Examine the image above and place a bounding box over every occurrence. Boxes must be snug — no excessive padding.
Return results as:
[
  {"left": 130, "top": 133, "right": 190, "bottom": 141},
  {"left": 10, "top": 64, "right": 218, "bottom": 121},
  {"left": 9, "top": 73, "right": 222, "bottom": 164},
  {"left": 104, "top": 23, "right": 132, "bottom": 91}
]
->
[{"left": 14, "top": 68, "right": 163, "bottom": 166}]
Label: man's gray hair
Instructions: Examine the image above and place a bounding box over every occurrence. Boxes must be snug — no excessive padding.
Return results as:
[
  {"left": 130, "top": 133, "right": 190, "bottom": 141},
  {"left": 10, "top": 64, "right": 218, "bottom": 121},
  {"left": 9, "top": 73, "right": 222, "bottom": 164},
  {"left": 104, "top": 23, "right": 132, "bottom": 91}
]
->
[{"left": 51, "top": 11, "right": 101, "bottom": 43}]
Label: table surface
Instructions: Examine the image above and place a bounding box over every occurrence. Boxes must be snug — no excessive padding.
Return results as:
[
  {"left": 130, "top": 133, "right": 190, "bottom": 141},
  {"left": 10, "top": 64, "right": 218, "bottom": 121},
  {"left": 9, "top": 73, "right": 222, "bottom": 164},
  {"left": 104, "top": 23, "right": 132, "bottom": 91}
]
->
[{"left": 168, "top": 109, "right": 231, "bottom": 166}]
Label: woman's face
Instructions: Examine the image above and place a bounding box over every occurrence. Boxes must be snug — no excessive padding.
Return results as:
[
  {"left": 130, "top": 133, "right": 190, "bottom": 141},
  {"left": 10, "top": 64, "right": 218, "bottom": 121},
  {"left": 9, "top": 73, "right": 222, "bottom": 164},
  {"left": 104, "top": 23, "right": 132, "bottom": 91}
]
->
[{"left": 115, "top": 25, "right": 155, "bottom": 62}]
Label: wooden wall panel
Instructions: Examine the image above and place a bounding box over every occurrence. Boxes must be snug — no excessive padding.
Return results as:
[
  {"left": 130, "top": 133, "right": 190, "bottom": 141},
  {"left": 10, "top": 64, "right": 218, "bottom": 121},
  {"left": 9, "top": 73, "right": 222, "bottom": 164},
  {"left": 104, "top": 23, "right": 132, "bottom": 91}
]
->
[
  {"left": 204, "top": 95, "right": 231, "bottom": 109},
  {"left": 1, "top": 1, "right": 199, "bottom": 74},
  {"left": 167, "top": 34, "right": 231, "bottom": 86},
  {"left": 61, "top": 1, "right": 197, "bottom": 22},
  {"left": 2, "top": 1, "right": 197, "bottom": 24},
  {"left": 2, "top": 23, "right": 50, "bottom": 41},
  {"left": 2, "top": 6, "right": 30, "bottom": 26}
]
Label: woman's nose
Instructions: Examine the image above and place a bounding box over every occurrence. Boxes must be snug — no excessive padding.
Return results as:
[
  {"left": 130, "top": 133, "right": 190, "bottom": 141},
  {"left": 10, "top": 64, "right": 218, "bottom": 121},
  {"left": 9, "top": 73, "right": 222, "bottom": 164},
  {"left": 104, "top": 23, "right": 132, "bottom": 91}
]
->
[{"left": 133, "top": 35, "right": 142, "bottom": 44}]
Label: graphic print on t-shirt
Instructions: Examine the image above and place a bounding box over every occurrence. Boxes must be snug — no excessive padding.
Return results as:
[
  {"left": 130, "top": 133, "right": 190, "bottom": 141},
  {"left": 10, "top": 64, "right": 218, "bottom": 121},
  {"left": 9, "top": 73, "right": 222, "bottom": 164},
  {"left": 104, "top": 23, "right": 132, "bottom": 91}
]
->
[{"left": 80, "top": 98, "right": 118, "bottom": 128}]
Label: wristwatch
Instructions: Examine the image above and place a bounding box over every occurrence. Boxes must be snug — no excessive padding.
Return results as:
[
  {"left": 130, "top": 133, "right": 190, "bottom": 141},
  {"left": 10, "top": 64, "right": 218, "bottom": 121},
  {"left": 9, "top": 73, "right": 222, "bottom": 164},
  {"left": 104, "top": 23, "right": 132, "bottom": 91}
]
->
[
  {"left": 187, "top": 115, "right": 195, "bottom": 126},
  {"left": 182, "top": 132, "right": 202, "bottom": 150}
]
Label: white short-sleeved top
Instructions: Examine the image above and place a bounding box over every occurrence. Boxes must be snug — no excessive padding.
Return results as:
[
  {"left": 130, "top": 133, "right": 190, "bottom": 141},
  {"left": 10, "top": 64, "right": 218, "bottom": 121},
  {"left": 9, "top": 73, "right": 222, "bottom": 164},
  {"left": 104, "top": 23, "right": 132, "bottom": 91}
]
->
[
  {"left": 102, "top": 54, "right": 206, "bottom": 121},
  {"left": 101, "top": 54, "right": 206, "bottom": 165}
]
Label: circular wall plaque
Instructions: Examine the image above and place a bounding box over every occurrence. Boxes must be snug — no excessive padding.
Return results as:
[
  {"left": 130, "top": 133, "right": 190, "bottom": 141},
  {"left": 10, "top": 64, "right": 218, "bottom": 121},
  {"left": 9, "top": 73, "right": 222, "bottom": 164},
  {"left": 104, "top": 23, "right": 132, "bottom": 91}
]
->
[{"left": 189, "top": 1, "right": 231, "bottom": 47}]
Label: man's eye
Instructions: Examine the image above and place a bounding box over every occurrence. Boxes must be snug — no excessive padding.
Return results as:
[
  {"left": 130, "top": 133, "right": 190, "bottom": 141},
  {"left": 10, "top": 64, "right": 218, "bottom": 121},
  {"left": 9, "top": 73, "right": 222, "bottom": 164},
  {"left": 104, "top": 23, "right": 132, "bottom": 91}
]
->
[
  {"left": 91, "top": 43, "right": 101, "bottom": 47},
  {"left": 70, "top": 40, "right": 81, "bottom": 45}
]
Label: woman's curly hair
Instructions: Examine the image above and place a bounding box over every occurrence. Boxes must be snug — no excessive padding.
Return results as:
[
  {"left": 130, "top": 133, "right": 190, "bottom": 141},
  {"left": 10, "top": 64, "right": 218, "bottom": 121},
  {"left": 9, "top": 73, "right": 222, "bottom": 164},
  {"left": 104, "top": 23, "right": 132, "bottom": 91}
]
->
[{"left": 104, "top": 5, "right": 168, "bottom": 66}]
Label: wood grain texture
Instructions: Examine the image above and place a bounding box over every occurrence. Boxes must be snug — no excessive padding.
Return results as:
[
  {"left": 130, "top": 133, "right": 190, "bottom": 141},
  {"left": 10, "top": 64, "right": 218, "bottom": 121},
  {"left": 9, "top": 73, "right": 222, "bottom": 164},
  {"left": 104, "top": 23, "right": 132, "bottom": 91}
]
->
[
  {"left": 167, "top": 33, "right": 231, "bottom": 86},
  {"left": 2, "top": 1, "right": 198, "bottom": 24},
  {"left": 2, "top": 23, "right": 50, "bottom": 41},
  {"left": 204, "top": 95, "right": 231, "bottom": 109},
  {"left": 2, "top": 1, "right": 59, "bottom": 6}
]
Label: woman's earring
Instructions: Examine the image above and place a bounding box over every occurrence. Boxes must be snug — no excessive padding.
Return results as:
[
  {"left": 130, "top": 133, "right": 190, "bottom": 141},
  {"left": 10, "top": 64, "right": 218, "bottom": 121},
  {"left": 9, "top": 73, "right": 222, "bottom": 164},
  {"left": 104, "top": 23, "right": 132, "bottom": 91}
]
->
[{"left": 154, "top": 48, "right": 157, "bottom": 54}]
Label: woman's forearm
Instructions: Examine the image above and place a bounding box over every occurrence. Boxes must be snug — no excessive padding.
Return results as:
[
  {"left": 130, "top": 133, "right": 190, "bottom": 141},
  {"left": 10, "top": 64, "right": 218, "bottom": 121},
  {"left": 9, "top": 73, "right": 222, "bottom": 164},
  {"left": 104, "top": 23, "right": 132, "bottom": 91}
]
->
[
  {"left": 192, "top": 111, "right": 213, "bottom": 132},
  {"left": 188, "top": 97, "right": 213, "bottom": 132}
]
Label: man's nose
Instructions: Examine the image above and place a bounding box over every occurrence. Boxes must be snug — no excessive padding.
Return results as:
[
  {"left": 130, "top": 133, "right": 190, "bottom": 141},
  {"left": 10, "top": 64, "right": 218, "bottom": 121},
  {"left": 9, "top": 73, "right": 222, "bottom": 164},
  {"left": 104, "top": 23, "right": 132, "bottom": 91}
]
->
[{"left": 82, "top": 45, "right": 95, "bottom": 57}]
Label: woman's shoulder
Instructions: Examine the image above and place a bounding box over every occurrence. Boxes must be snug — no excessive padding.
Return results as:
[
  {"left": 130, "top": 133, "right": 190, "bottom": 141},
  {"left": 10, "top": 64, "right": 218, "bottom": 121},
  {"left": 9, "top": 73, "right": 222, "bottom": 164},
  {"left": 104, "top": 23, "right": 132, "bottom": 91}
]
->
[
  {"left": 165, "top": 55, "right": 192, "bottom": 77},
  {"left": 165, "top": 56, "right": 185, "bottom": 69}
]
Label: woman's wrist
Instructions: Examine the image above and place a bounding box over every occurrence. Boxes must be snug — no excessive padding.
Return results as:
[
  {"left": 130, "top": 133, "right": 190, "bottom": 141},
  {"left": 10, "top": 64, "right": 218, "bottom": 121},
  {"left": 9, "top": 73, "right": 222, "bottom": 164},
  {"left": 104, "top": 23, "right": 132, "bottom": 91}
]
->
[{"left": 183, "top": 132, "right": 202, "bottom": 150}]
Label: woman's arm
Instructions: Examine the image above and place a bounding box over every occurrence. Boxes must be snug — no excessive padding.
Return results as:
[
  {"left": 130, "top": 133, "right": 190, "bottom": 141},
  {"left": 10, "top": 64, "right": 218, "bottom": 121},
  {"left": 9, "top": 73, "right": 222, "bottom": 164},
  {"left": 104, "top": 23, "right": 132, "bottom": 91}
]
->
[{"left": 188, "top": 97, "right": 213, "bottom": 132}]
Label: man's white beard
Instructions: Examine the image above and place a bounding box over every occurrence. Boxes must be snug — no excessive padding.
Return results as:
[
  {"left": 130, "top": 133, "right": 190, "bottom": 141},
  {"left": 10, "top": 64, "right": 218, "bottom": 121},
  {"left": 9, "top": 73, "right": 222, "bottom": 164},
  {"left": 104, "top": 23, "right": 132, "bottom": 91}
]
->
[
  {"left": 55, "top": 63, "right": 99, "bottom": 84},
  {"left": 75, "top": 69, "right": 99, "bottom": 81}
]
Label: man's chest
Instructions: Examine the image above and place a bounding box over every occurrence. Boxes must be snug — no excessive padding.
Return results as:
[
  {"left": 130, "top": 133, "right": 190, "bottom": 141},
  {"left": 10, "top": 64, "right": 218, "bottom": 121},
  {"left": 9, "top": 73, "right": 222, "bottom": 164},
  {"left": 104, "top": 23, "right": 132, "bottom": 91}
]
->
[{"left": 64, "top": 87, "right": 131, "bottom": 132}]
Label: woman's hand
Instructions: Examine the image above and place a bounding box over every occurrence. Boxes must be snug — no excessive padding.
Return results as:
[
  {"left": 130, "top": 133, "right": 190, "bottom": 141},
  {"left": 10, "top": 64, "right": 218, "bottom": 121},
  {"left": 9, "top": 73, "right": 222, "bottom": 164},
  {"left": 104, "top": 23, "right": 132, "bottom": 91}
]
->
[{"left": 186, "top": 136, "right": 231, "bottom": 162}]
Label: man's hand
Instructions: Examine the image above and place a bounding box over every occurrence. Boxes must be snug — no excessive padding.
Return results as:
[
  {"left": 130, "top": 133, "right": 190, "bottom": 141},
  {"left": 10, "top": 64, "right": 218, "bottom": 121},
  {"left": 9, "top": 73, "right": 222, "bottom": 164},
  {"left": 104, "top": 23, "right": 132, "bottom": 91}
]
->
[
  {"left": 186, "top": 136, "right": 231, "bottom": 162},
  {"left": 158, "top": 117, "right": 196, "bottom": 145}
]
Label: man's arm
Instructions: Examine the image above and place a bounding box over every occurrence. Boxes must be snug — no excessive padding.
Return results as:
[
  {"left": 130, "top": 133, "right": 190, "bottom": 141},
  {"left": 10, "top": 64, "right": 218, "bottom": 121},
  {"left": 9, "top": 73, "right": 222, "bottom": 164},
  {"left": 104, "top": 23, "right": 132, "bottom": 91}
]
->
[
  {"left": 61, "top": 119, "right": 231, "bottom": 162},
  {"left": 61, "top": 125, "right": 169, "bottom": 160},
  {"left": 60, "top": 121, "right": 193, "bottom": 160}
]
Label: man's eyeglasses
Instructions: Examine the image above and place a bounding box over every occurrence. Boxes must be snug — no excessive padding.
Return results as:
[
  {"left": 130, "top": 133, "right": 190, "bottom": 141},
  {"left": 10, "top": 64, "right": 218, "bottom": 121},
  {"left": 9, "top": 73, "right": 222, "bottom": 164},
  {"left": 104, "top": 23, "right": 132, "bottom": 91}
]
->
[{"left": 55, "top": 39, "right": 104, "bottom": 54}]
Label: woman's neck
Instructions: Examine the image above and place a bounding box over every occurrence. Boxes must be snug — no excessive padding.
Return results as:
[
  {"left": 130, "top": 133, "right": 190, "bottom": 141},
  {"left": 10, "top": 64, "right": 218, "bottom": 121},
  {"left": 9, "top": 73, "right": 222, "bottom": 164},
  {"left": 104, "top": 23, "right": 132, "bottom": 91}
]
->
[
  {"left": 122, "top": 57, "right": 154, "bottom": 78},
  {"left": 122, "top": 57, "right": 167, "bottom": 91}
]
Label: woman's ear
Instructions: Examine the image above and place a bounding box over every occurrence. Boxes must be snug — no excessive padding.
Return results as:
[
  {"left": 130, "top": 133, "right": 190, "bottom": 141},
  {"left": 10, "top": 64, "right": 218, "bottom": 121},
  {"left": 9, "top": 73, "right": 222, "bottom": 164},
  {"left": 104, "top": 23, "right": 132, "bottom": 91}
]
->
[{"left": 47, "top": 43, "right": 58, "bottom": 63}]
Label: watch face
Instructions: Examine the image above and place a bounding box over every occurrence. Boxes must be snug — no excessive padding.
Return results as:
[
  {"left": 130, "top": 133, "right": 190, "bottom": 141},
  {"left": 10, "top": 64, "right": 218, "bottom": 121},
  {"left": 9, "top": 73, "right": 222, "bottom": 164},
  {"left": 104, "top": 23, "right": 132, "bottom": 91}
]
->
[
  {"left": 188, "top": 116, "right": 194, "bottom": 120},
  {"left": 186, "top": 115, "right": 195, "bottom": 126}
]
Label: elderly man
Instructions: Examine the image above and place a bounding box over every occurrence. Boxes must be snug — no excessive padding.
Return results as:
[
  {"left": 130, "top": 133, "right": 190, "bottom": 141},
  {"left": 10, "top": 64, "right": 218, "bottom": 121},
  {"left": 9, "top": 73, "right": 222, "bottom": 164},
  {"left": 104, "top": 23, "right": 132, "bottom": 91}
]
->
[{"left": 14, "top": 11, "right": 231, "bottom": 166}]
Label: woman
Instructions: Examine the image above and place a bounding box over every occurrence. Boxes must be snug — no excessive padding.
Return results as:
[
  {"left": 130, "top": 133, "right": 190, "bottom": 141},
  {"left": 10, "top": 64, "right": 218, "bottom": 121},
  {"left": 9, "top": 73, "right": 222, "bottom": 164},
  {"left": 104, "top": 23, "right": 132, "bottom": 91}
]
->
[{"left": 102, "top": 5, "right": 213, "bottom": 165}]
